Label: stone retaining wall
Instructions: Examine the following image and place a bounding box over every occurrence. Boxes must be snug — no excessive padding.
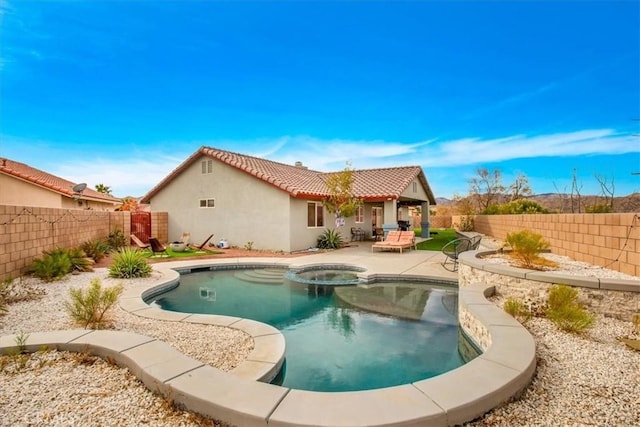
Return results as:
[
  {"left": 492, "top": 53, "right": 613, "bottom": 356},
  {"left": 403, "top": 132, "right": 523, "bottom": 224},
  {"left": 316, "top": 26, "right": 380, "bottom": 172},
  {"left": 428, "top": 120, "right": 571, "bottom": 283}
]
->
[{"left": 458, "top": 251, "right": 640, "bottom": 322}]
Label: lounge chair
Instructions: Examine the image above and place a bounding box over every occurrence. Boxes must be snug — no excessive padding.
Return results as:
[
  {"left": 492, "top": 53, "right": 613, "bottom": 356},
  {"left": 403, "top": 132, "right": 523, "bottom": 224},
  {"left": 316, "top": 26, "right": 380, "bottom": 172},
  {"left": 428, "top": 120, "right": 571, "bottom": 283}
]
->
[
  {"left": 371, "top": 230, "right": 416, "bottom": 253},
  {"left": 148, "top": 237, "right": 169, "bottom": 256},
  {"left": 130, "top": 234, "right": 151, "bottom": 251},
  {"left": 441, "top": 238, "right": 472, "bottom": 271},
  {"left": 189, "top": 233, "right": 214, "bottom": 251}
]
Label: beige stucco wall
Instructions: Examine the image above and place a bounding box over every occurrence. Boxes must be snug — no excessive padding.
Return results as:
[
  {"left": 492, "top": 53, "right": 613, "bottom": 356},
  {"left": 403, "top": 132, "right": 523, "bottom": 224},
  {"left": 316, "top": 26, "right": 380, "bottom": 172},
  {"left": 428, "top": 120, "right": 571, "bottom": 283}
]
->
[
  {"left": 400, "top": 177, "right": 430, "bottom": 201},
  {"left": 148, "top": 155, "right": 292, "bottom": 251},
  {"left": 1, "top": 174, "right": 117, "bottom": 211},
  {"left": 0, "top": 174, "right": 63, "bottom": 208}
]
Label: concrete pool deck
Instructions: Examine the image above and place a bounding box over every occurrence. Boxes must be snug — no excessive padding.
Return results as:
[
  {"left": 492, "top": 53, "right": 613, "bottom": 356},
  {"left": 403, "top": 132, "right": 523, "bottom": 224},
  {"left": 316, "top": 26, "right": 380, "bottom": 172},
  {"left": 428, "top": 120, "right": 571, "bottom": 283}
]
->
[{"left": 0, "top": 243, "right": 537, "bottom": 427}]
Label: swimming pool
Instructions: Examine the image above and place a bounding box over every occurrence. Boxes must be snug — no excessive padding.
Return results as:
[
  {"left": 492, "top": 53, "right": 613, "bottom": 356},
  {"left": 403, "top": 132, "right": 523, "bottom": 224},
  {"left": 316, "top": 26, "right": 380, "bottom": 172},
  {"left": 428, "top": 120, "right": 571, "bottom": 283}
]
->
[{"left": 147, "top": 267, "right": 479, "bottom": 392}]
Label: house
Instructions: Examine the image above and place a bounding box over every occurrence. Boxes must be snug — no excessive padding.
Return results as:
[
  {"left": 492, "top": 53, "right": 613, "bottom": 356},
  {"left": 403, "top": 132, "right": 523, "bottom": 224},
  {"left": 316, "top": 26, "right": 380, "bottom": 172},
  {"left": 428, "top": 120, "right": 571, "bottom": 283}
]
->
[
  {"left": 141, "top": 146, "right": 437, "bottom": 252},
  {"left": 0, "top": 157, "right": 121, "bottom": 210}
]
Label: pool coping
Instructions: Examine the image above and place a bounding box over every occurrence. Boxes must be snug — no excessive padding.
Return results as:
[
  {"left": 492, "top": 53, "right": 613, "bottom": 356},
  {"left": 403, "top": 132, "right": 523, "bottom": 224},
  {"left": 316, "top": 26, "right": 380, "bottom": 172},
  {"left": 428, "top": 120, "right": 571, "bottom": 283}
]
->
[{"left": 0, "top": 258, "right": 537, "bottom": 427}]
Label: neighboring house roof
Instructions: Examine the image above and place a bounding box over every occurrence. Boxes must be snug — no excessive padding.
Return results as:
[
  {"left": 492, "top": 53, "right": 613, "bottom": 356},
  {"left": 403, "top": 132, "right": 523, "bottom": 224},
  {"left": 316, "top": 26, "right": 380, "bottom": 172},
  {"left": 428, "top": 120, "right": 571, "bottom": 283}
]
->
[
  {"left": 141, "top": 146, "right": 436, "bottom": 204},
  {"left": 0, "top": 157, "right": 121, "bottom": 204}
]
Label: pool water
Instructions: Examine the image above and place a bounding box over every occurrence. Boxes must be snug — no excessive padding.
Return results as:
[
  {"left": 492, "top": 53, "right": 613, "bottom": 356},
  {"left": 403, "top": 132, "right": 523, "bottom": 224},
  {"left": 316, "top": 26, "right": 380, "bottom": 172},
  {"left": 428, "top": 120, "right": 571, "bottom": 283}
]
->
[{"left": 148, "top": 268, "right": 477, "bottom": 392}]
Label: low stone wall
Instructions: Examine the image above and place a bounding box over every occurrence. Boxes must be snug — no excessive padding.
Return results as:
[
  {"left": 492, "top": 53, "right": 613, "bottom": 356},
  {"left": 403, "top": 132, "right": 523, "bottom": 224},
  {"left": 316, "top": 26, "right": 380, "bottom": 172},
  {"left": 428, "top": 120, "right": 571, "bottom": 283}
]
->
[{"left": 458, "top": 251, "right": 640, "bottom": 322}]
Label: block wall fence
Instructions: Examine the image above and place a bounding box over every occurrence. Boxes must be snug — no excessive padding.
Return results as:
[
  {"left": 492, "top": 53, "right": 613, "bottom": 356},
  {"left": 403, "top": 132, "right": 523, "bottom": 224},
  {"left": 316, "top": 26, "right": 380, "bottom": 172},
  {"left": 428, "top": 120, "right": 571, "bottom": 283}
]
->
[
  {"left": 452, "top": 213, "right": 640, "bottom": 277},
  {"left": 0, "top": 205, "right": 168, "bottom": 282}
]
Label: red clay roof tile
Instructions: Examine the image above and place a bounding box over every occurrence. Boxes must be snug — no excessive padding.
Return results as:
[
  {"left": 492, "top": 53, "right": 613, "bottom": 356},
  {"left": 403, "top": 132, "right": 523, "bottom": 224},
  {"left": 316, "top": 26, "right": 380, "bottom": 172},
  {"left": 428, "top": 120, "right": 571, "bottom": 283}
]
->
[
  {"left": 0, "top": 157, "right": 121, "bottom": 204},
  {"left": 142, "top": 146, "right": 436, "bottom": 204}
]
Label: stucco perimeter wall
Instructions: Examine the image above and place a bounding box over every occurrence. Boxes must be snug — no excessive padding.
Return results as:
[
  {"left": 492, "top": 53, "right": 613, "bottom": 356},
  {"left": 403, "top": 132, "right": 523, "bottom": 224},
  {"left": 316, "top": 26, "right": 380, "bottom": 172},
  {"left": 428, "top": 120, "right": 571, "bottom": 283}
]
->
[
  {"left": 0, "top": 205, "right": 168, "bottom": 282},
  {"left": 458, "top": 251, "right": 640, "bottom": 322},
  {"left": 455, "top": 213, "right": 640, "bottom": 277}
]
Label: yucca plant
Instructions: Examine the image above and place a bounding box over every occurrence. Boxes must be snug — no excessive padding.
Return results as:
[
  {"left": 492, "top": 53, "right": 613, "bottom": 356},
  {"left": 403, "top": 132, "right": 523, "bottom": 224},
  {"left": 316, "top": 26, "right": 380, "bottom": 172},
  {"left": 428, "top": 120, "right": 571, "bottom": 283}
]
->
[
  {"left": 65, "top": 278, "right": 123, "bottom": 329},
  {"left": 316, "top": 229, "right": 344, "bottom": 249},
  {"left": 108, "top": 248, "right": 152, "bottom": 278}
]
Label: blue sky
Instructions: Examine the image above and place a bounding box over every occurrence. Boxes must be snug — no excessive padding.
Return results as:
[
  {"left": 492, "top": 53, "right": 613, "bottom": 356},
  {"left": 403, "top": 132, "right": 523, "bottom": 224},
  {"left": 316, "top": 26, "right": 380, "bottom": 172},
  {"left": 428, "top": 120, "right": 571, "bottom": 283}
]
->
[{"left": 1, "top": 0, "right": 639, "bottom": 199}]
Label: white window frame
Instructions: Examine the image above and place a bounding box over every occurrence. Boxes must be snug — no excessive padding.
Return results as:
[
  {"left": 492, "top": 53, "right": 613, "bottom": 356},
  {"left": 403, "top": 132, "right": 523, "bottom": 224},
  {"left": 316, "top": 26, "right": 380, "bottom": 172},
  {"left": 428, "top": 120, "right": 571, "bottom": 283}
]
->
[
  {"left": 199, "top": 198, "right": 215, "bottom": 208},
  {"left": 201, "top": 160, "right": 213, "bottom": 174},
  {"left": 355, "top": 205, "right": 364, "bottom": 223},
  {"left": 307, "top": 202, "right": 324, "bottom": 228}
]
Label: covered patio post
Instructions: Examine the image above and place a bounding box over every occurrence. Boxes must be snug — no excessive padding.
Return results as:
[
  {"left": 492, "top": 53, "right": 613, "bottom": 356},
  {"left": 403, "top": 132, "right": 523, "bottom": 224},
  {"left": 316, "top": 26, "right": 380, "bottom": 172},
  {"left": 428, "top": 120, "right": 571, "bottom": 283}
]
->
[{"left": 420, "top": 201, "right": 430, "bottom": 238}]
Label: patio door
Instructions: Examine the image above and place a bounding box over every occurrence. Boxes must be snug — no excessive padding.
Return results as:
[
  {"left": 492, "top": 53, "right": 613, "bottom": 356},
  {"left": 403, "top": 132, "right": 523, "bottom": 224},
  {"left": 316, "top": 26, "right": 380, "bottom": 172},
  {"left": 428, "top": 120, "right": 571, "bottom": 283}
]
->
[{"left": 372, "top": 207, "right": 383, "bottom": 229}]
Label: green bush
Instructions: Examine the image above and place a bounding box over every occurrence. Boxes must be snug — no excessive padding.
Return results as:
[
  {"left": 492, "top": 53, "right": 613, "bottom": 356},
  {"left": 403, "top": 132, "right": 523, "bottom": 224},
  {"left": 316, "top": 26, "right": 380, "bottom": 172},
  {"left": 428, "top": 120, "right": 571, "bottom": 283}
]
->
[
  {"left": 29, "top": 248, "right": 73, "bottom": 282},
  {"left": 64, "top": 278, "right": 123, "bottom": 329},
  {"left": 316, "top": 229, "right": 344, "bottom": 249},
  {"left": 545, "top": 284, "right": 594, "bottom": 333},
  {"left": 483, "top": 199, "right": 549, "bottom": 215},
  {"left": 505, "top": 230, "right": 553, "bottom": 269},
  {"left": 108, "top": 248, "right": 152, "bottom": 278},
  {"left": 107, "top": 229, "right": 127, "bottom": 251},
  {"left": 503, "top": 297, "right": 531, "bottom": 323},
  {"left": 585, "top": 203, "right": 613, "bottom": 213},
  {"left": 81, "top": 239, "right": 110, "bottom": 262}
]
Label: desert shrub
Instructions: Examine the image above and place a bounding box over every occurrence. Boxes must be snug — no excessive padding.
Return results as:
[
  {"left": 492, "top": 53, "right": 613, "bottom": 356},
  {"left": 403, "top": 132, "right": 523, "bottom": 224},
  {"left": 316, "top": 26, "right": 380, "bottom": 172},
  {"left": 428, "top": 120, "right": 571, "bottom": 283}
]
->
[
  {"left": 107, "top": 229, "right": 127, "bottom": 251},
  {"left": 458, "top": 215, "right": 474, "bottom": 232},
  {"left": 316, "top": 229, "right": 344, "bottom": 249},
  {"left": 67, "top": 247, "right": 95, "bottom": 273},
  {"left": 503, "top": 297, "right": 531, "bottom": 323},
  {"left": 81, "top": 239, "right": 110, "bottom": 262},
  {"left": 585, "top": 203, "right": 613, "bottom": 213},
  {"left": 483, "top": 199, "right": 549, "bottom": 215},
  {"left": 505, "top": 230, "right": 555, "bottom": 269},
  {"left": 108, "top": 248, "right": 152, "bottom": 278},
  {"left": 65, "top": 278, "right": 123, "bottom": 329},
  {"left": 545, "top": 284, "right": 594, "bottom": 333},
  {"left": 29, "top": 248, "right": 73, "bottom": 282},
  {"left": 633, "top": 313, "right": 640, "bottom": 334}
]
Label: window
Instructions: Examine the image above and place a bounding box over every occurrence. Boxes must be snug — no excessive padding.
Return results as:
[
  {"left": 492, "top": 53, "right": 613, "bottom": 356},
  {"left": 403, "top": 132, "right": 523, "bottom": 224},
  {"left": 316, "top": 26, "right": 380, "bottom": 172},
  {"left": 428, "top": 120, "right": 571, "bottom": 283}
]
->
[
  {"left": 199, "top": 199, "right": 215, "bottom": 208},
  {"left": 355, "top": 205, "right": 364, "bottom": 223},
  {"left": 201, "top": 160, "right": 213, "bottom": 174},
  {"left": 307, "top": 202, "right": 324, "bottom": 227}
]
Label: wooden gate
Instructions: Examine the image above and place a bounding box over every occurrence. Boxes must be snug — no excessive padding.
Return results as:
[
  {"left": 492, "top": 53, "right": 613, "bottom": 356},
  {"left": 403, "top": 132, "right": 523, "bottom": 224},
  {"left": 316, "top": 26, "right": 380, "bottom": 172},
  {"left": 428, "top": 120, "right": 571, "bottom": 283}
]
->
[{"left": 131, "top": 212, "right": 151, "bottom": 243}]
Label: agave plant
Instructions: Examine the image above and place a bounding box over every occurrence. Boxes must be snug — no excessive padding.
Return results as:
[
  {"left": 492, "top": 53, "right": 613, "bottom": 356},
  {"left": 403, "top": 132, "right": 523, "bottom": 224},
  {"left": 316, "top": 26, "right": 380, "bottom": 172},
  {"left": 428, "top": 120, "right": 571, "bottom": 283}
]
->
[
  {"left": 108, "top": 248, "right": 152, "bottom": 278},
  {"left": 316, "top": 229, "right": 344, "bottom": 250}
]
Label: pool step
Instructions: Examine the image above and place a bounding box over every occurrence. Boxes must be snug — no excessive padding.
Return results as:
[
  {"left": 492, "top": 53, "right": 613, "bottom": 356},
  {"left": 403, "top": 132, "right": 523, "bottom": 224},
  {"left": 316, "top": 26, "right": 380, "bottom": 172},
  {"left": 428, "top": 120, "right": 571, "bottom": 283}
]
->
[{"left": 234, "top": 268, "right": 285, "bottom": 285}]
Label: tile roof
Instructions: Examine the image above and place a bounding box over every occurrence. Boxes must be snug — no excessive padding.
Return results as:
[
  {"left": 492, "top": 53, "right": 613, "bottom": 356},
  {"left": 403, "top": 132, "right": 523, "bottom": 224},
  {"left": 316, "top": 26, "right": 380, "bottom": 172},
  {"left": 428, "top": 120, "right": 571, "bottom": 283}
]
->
[
  {"left": 0, "top": 157, "right": 121, "bottom": 204},
  {"left": 142, "top": 146, "right": 436, "bottom": 204}
]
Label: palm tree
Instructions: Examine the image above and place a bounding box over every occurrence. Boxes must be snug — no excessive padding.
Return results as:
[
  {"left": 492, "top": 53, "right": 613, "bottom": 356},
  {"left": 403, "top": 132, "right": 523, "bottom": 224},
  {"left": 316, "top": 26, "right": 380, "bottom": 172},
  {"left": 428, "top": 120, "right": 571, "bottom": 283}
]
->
[{"left": 95, "top": 183, "right": 112, "bottom": 195}]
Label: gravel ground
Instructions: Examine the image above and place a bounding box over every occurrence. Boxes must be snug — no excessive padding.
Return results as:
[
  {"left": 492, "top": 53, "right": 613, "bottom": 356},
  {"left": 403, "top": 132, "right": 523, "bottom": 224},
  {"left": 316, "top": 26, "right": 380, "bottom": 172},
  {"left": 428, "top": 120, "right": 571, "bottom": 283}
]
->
[{"left": 1, "top": 260, "right": 639, "bottom": 426}]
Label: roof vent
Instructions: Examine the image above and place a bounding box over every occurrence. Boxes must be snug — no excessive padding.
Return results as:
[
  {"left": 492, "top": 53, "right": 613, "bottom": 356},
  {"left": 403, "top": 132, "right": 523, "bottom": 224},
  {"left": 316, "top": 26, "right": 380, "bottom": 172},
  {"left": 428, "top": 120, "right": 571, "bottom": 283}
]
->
[{"left": 294, "top": 161, "right": 307, "bottom": 169}]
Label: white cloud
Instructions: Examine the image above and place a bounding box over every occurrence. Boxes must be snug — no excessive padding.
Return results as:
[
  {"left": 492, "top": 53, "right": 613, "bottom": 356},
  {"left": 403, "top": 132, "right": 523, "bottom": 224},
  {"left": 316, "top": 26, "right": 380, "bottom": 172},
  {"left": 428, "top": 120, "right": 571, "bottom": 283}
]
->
[
  {"left": 423, "top": 129, "right": 637, "bottom": 167},
  {"left": 52, "top": 155, "right": 185, "bottom": 198}
]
